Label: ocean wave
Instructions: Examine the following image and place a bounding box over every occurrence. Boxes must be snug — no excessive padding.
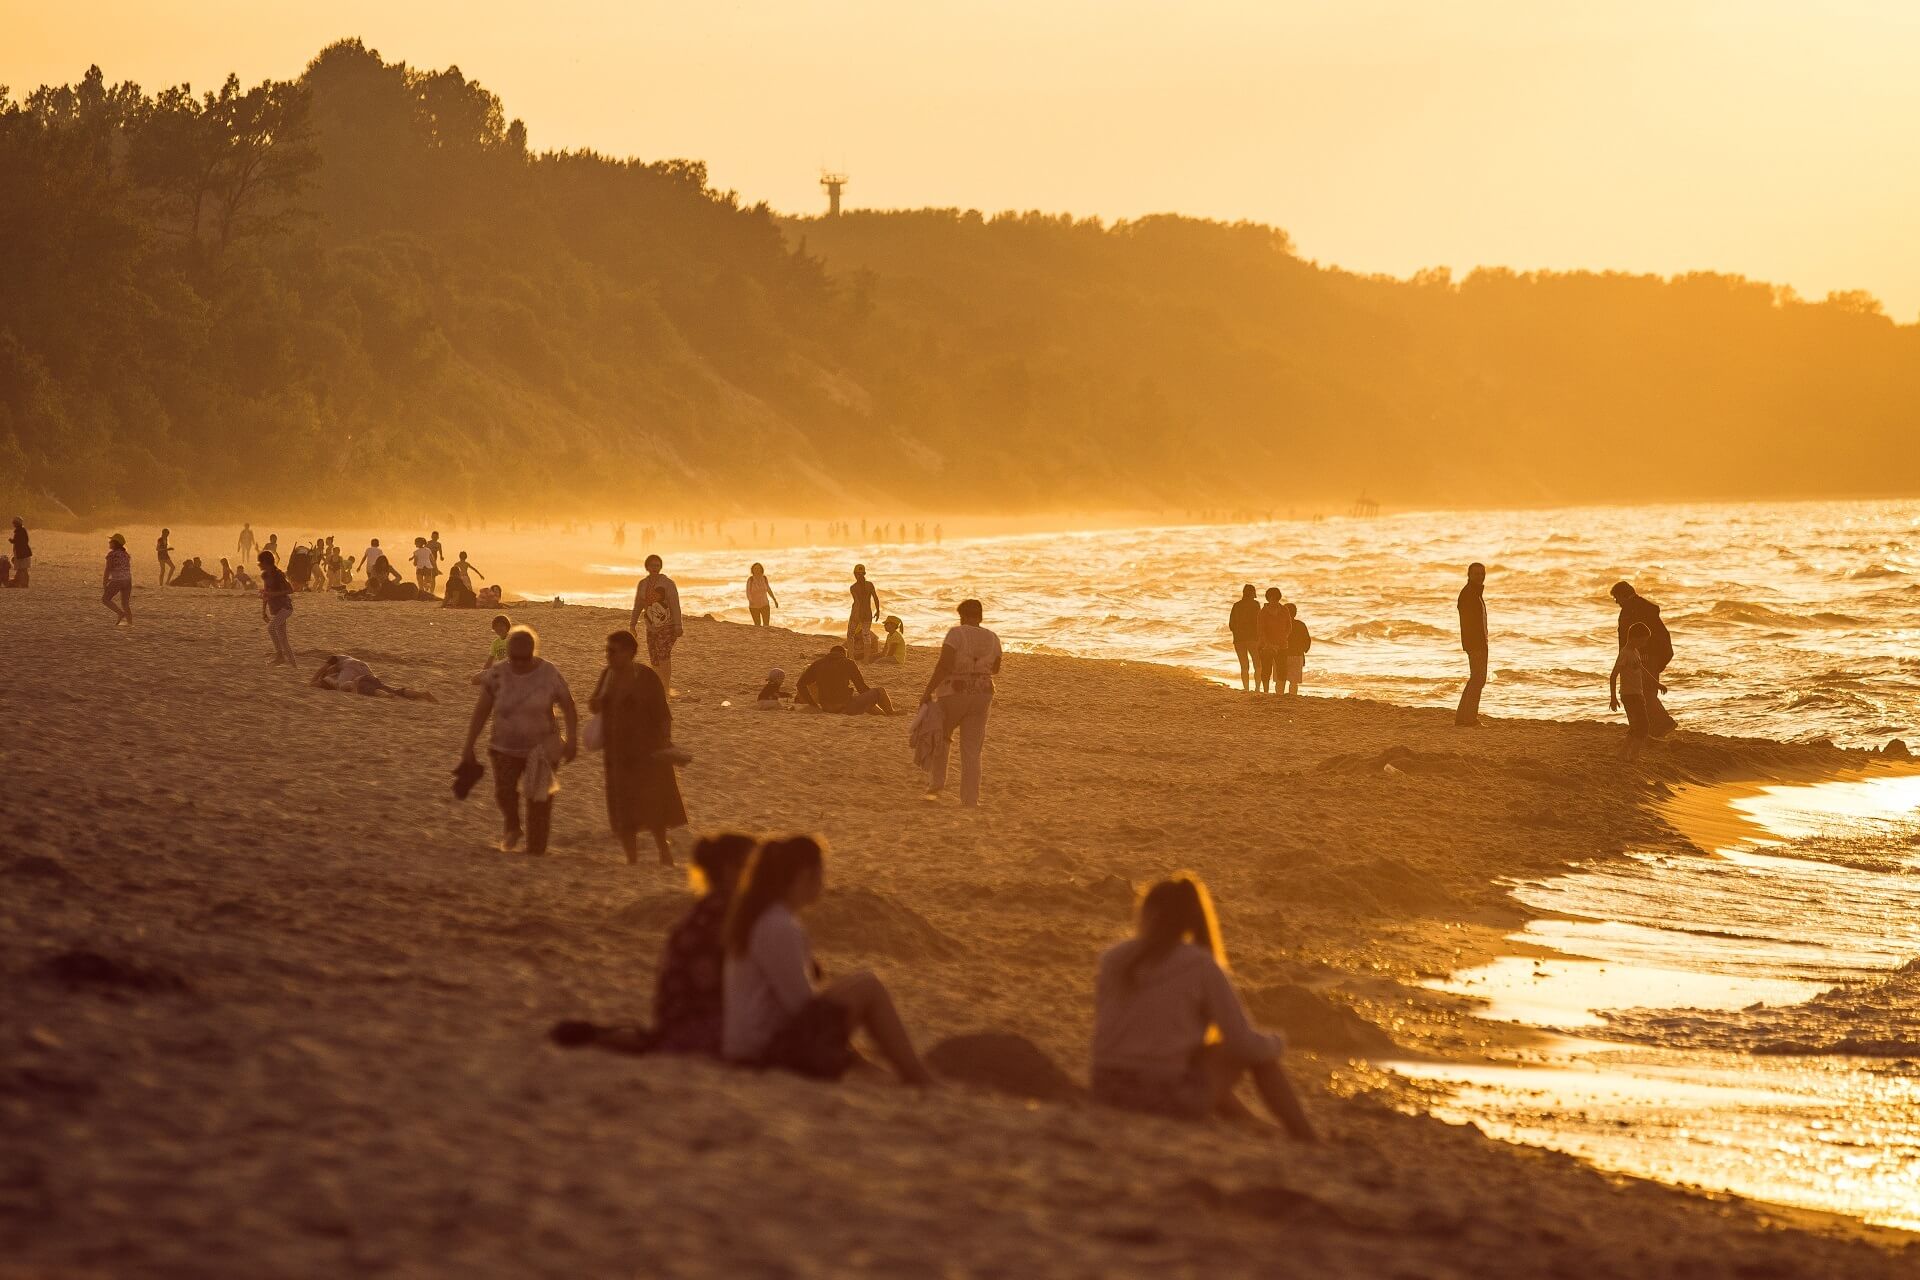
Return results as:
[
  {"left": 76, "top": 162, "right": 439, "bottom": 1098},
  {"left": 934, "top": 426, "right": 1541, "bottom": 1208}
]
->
[
  {"left": 1681, "top": 601, "right": 1870, "bottom": 629},
  {"left": 1786, "top": 690, "right": 1884, "bottom": 714},
  {"left": 1334, "top": 619, "right": 1451, "bottom": 642},
  {"left": 1847, "top": 564, "right": 1909, "bottom": 580}
]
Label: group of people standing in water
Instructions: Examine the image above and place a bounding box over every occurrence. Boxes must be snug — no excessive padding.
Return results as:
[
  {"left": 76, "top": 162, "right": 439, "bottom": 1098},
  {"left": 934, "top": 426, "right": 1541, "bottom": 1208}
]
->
[{"left": 1227, "top": 585, "right": 1312, "bottom": 695}]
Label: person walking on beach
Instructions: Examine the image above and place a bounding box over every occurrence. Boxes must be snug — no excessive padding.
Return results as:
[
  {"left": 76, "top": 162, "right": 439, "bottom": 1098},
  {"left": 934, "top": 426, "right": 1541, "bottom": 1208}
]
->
[
  {"left": 1282, "top": 604, "right": 1311, "bottom": 696},
  {"left": 460, "top": 624, "right": 578, "bottom": 856},
  {"left": 1229, "top": 584, "right": 1260, "bottom": 691},
  {"left": 237, "top": 523, "right": 257, "bottom": 562},
  {"left": 630, "top": 554, "right": 685, "bottom": 695},
  {"left": 1456, "top": 562, "right": 1489, "bottom": 727},
  {"left": 723, "top": 836, "right": 934, "bottom": 1084},
  {"left": 156, "top": 529, "right": 175, "bottom": 587},
  {"left": 427, "top": 530, "right": 444, "bottom": 575},
  {"left": 258, "top": 550, "right": 296, "bottom": 666},
  {"left": 746, "top": 562, "right": 779, "bottom": 627},
  {"left": 101, "top": 533, "right": 133, "bottom": 626},
  {"left": 589, "top": 629, "right": 688, "bottom": 867},
  {"left": 847, "top": 564, "right": 881, "bottom": 650},
  {"left": 919, "top": 598, "right": 1003, "bottom": 807},
  {"left": 9, "top": 518, "right": 31, "bottom": 588},
  {"left": 1255, "top": 588, "right": 1287, "bottom": 693},
  {"left": 1610, "top": 581, "right": 1676, "bottom": 737},
  {"left": 1091, "top": 875, "right": 1316, "bottom": 1140}
]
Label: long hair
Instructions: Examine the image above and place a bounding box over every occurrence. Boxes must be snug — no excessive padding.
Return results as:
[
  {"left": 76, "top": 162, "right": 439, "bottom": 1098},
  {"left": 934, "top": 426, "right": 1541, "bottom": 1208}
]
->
[
  {"left": 1123, "top": 874, "right": 1226, "bottom": 987},
  {"left": 724, "top": 836, "right": 825, "bottom": 956},
  {"left": 690, "top": 832, "right": 756, "bottom": 898}
]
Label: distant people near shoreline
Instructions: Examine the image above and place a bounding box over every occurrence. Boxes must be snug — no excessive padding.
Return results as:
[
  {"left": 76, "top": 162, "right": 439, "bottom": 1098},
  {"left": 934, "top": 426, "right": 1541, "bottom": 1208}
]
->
[
  {"left": 589, "top": 629, "right": 687, "bottom": 868},
  {"left": 8, "top": 518, "right": 29, "bottom": 588},
  {"left": 1229, "top": 584, "right": 1260, "bottom": 691},
  {"left": 920, "top": 598, "right": 1002, "bottom": 807},
  {"left": 1282, "top": 603, "right": 1310, "bottom": 696},
  {"left": 101, "top": 533, "right": 133, "bottom": 626},
  {"left": 310, "top": 655, "right": 436, "bottom": 701},
  {"left": 172, "top": 557, "right": 216, "bottom": 588},
  {"left": 217, "top": 557, "right": 234, "bottom": 589},
  {"left": 258, "top": 550, "right": 296, "bottom": 666},
  {"left": 445, "top": 551, "right": 484, "bottom": 607},
  {"left": 1610, "top": 621, "right": 1653, "bottom": 760},
  {"left": 1611, "top": 580, "right": 1677, "bottom": 737},
  {"left": 460, "top": 624, "right": 577, "bottom": 856},
  {"left": 411, "top": 536, "right": 438, "bottom": 597},
  {"left": 722, "top": 836, "right": 934, "bottom": 1085},
  {"left": 237, "top": 523, "right": 257, "bottom": 562},
  {"left": 631, "top": 554, "right": 685, "bottom": 696},
  {"left": 796, "top": 644, "right": 895, "bottom": 715},
  {"left": 155, "top": 528, "right": 175, "bottom": 586},
  {"left": 746, "top": 562, "right": 778, "bottom": 627},
  {"left": 1092, "top": 875, "right": 1316, "bottom": 1139},
  {"left": 1456, "top": 562, "right": 1489, "bottom": 727},
  {"left": 847, "top": 563, "right": 881, "bottom": 651},
  {"left": 1255, "top": 588, "right": 1286, "bottom": 693}
]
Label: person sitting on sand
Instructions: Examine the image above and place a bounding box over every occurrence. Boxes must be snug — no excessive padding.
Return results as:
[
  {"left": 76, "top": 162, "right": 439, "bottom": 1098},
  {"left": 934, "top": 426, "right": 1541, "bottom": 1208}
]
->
[
  {"left": 234, "top": 563, "right": 255, "bottom": 591},
  {"left": 459, "top": 625, "right": 578, "bottom": 856},
  {"left": 101, "top": 533, "right": 133, "bottom": 626},
  {"left": 472, "top": 613, "right": 513, "bottom": 685},
  {"left": 217, "top": 558, "right": 235, "bottom": 589},
  {"left": 876, "top": 616, "right": 907, "bottom": 664},
  {"left": 1610, "top": 621, "right": 1653, "bottom": 761},
  {"left": 172, "top": 557, "right": 217, "bottom": 588},
  {"left": 1255, "top": 588, "right": 1286, "bottom": 693},
  {"left": 311, "top": 655, "right": 437, "bottom": 701},
  {"left": 757, "top": 667, "right": 791, "bottom": 709},
  {"left": 722, "top": 836, "right": 933, "bottom": 1084},
  {"left": 795, "top": 645, "right": 896, "bottom": 715},
  {"left": 1092, "top": 875, "right": 1316, "bottom": 1140}
]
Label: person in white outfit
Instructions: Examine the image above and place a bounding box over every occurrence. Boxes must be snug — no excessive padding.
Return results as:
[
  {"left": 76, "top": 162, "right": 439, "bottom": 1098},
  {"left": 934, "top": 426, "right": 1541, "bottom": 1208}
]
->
[{"left": 919, "top": 598, "right": 1002, "bottom": 806}]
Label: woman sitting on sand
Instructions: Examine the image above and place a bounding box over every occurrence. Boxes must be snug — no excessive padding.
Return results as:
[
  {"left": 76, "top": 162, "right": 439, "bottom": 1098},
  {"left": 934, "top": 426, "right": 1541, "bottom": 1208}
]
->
[
  {"left": 722, "top": 836, "right": 933, "bottom": 1084},
  {"left": 1091, "top": 875, "right": 1317, "bottom": 1140},
  {"left": 310, "top": 655, "right": 438, "bottom": 702},
  {"left": 588, "top": 630, "right": 688, "bottom": 867},
  {"left": 876, "top": 616, "right": 907, "bottom": 664}
]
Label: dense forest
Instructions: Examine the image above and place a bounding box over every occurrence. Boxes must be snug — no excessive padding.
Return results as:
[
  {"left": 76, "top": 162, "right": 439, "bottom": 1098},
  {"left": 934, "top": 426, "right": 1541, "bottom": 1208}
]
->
[{"left": 3, "top": 40, "right": 1917, "bottom": 522}]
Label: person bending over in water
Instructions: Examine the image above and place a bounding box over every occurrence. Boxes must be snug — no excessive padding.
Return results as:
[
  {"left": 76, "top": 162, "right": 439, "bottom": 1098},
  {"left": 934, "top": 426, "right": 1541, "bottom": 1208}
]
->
[
  {"left": 722, "top": 836, "right": 933, "bottom": 1084},
  {"left": 1610, "top": 621, "right": 1653, "bottom": 761},
  {"left": 1092, "top": 875, "right": 1317, "bottom": 1140},
  {"left": 795, "top": 645, "right": 896, "bottom": 715},
  {"left": 1229, "top": 584, "right": 1260, "bottom": 691},
  {"left": 746, "top": 562, "right": 778, "bottom": 627},
  {"left": 311, "top": 655, "right": 438, "bottom": 701}
]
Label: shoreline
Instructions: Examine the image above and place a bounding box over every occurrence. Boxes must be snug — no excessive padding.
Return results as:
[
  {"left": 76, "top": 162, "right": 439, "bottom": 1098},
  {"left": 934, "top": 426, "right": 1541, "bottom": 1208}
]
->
[{"left": 3, "top": 547, "right": 1916, "bottom": 1276}]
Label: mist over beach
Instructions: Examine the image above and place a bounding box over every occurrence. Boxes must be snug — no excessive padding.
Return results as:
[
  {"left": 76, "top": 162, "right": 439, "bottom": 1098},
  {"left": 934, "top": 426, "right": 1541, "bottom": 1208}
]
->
[{"left": 5, "top": 4, "right": 1920, "bottom": 1277}]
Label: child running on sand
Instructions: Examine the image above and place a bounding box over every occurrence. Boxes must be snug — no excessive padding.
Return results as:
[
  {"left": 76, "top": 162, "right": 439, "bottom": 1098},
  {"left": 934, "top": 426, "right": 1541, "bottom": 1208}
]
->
[
  {"left": 1610, "top": 621, "right": 1653, "bottom": 760},
  {"left": 473, "top": 614, "right": 513, "bottom": 685},
  {"left": 722, "top": 836, "right": 933, "bottom": 1084},
  {"left": 1091, "top": 875, "right": 1317, "bottom": 1140}
]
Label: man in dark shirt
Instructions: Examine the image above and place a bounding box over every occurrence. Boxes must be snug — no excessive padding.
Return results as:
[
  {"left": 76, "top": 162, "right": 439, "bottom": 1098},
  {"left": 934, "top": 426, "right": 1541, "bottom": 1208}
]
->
[
  {"left": 8, "top": 517, "right": 29, "bottom": 588},
  {"left": 1228, "top": 584, "right": 1260, "bottom": 691},
  {"left": 1611, "top": 581, "right": 1677, "bottom": 737},
  {"left": 796, "top": 645, "right": 896, "bottom": 715},
  {"left": 1456, "top": 562, "right": 1488, "bottom": 726}
]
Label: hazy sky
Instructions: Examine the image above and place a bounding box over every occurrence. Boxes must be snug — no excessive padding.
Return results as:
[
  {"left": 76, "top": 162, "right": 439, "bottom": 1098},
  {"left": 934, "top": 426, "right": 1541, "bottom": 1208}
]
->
[{"left": 10, "top": 1, "right": 1920, "bottom": 317}]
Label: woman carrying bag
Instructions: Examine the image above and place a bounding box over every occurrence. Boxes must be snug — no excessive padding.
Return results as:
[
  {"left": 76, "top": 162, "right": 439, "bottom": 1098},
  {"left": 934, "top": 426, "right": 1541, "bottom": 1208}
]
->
[{"left": 588, "top": 629, "right": 688, "bottom": 867}]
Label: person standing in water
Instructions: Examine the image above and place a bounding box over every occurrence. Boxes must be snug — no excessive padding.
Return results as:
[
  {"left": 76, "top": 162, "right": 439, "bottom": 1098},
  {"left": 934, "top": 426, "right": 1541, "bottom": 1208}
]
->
[
  {"left": 460, "top": 625, "right": 578, "bottom": 856},
  {"left": 156, "top": 529, "right": 175, "bottom": 587},
  {"left": 1455, "top": 562, "right": 1489, "bottom": 727},
  {"left": 920, "top": 598, "right": 1002, "bottom": 807},
  {"left": 1282, "top": 604, "right": 1310, "bottom": 696},
  {"left": 1255, "top": 588, "right": 1287, "bottom": 693},
  {"left": 589, "top": 629, "right": 687, "bottom": 867},
  {"left": 9, "top": 518, "right": 31, "bottom": 588},
  {"left": 630, "top": 554, "right": 684, "bottom": 695},
  {"left": 1610, "top": 581, "right": 1677, "bottom": 737},
  {"left": 237, "top": 523, "right": 257, "bottom": 562},
  {"left": 258, "top": 550, "right": 296, "bottom": 666},
  {"left": 101, "top": 533, "right": 133, "bottom": 626},
  {"left": 846, "top": 564, "right": 881, "bottom": 650},
  {"left": 746, "top": 562, "right": 779, "bottom": 627},
  {"left": 1228, "top": 584, "right": 1260, "bottom": 691}
]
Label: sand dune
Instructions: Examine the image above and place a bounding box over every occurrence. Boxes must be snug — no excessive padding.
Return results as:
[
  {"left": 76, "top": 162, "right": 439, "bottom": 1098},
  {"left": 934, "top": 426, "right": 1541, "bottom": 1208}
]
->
[{"left": 2, "top": 533, "right": 1914, "bottom": 1278}]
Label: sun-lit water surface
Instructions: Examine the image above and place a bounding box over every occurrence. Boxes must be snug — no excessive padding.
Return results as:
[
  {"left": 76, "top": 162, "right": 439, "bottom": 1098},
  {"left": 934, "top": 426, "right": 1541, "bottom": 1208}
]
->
[
  {"left": 1409, "top": 772, "right": 1920, "bottom": 1231},
  {"left": 536, "top": 499, "right": 1920, "bottom": 746}
]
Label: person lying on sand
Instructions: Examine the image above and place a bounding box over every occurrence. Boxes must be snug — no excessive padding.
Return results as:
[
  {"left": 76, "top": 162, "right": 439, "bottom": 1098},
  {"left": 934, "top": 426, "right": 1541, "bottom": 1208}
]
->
[
  {"left": 551, "top": 833, "right": 757, "bottom": 1056},
  {"left": 794, "top": 645, "right": 896, "bottom": 715},
  {"left": 756, "top": 667, "right": 791, "bottom": 709},
  {"left": 722, "top": 836, "right": 933, "bottom": 1085},
  {"left": 472, "top": 614, "right": 513, "bottom": 685},
  {"left": 1092, "top": 875, "right": 1317, "bottom": 1140},
  {"left": 311, "top": 655, "right": 438, "bottom": 701}
]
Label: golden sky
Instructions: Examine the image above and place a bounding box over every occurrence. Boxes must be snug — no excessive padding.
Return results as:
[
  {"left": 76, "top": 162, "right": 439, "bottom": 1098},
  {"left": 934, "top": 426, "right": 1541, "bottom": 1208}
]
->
[{"left": 9, "top": 0, "right": 1919, "bottom": 318}]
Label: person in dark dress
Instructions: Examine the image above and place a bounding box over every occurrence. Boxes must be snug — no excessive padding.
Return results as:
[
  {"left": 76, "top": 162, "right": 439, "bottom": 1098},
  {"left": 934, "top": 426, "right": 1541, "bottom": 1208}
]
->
[
  {"left": 591, "top": 629, "right": 688, "bottom": 867},
  {"left": 1456, "top": 562, "right": 1488, "bottom": 726}
]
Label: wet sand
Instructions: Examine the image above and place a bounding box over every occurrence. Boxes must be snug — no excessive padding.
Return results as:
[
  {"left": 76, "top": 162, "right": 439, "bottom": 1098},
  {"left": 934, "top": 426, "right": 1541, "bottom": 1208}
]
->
[{"left": 3, "top": 534, "right": 1915, "bottom": 1278}]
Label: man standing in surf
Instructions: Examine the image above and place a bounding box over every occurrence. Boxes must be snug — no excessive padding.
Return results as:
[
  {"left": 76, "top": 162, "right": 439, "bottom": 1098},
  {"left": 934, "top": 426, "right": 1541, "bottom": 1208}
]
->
[
  {"left": 1456, "top": 562, "right": 1488, "bottom": 726},
  {"left": 1610, "top": 581, "right": 1677, "bottom": 737}
]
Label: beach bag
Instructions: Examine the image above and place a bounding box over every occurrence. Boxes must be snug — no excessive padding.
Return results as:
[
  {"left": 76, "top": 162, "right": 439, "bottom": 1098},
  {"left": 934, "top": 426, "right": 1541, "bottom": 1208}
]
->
[{"left": 582, "top": 714, "right": 605, "bottom": 753}]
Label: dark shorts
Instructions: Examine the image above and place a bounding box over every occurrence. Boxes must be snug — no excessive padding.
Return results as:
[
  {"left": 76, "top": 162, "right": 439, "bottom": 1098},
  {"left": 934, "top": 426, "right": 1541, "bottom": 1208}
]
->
[
  {"left": 1091, "top": 1062, "right": 1213, "bottom": 1120},
  {"left": 760, "top": 997, "right": 855, "bottom": 1080}
]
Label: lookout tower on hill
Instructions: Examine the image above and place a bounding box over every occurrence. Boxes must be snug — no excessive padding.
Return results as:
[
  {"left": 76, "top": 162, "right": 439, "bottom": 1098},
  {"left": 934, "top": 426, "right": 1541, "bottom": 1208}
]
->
[{"left": 820, "top": 170, "right": 849, "bottom": 217}]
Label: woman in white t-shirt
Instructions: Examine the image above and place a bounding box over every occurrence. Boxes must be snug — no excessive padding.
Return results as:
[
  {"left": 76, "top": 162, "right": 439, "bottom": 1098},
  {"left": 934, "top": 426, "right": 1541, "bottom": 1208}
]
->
[
  {"left": 1092, "top": 875, "right": 1317, "bottom": 1139},
  {"left": 918, "top": 598, "right": 1002, "bottom": 807},
  {"left": 745, "top": 562, "right": 779, "bottom": 627},
  {"left": 459, "top": 625, "right": 578, "bottom": 856},
  {"left": 721, "top": 836, "right": 933, "bottom": 1084}
]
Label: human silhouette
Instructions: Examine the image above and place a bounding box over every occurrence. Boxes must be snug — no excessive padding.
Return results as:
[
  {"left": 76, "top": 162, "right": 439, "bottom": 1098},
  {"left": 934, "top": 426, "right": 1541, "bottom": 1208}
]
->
[
  {"left": 1229, "top": 584, "right": 1260, "bottom": 691},
  {"left": 1610, "top": 581, "right": 1677, "bottom": 737},
  {"left": 1456, "top": 562, "right": 1488, "bottom": 726}
]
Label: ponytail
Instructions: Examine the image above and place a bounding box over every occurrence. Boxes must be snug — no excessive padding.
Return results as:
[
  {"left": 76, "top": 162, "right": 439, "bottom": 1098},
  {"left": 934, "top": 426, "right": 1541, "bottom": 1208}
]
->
[
  {"left": 1123, "top": 874, "right": 1226, "bottom": 987},
  {"left": 724, "top": 836, "right": 826, "bottom": 956}
]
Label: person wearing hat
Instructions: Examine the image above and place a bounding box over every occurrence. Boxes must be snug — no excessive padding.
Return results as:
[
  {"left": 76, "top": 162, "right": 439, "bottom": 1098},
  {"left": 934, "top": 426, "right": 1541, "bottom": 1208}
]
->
[
  {"left": 101, "top": 533, "right": 133, "bottom": 626},
  {"left": 756, "top": 667, "right": 790, "bottom": 709}
]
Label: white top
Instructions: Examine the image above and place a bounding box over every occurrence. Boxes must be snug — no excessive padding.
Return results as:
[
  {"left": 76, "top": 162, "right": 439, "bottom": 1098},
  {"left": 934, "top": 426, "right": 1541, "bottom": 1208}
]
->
[
  {"left": 722, "top": 904, "right": 816, "bottom": 1062},
  {"left": 937, "top": 623, "right": 1002, "bottom": 697},
  {"left": 412, "top": 546, "right": 436, "bottom": 571},
  {"left": 634, "top": 573, "right": 683, "bottom": 633},
  {"left": 328, "top": 656, "right": 373, "bottom": 690},
  {"left": 482, "top": 660, "right": 571, "bottom": 757},
  {"left": 746, "top": 573, "right": 772, "bottom": 607},
  {"left": 1091, "top": 939, "right": 1283, "bottom": 1078},
  {"left": 360, "top": 544, "right": 385, "bottom": 569}
]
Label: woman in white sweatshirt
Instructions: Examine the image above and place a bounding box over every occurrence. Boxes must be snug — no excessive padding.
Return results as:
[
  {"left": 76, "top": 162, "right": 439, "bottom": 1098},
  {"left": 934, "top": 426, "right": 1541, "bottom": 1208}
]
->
[{"left": 1091, "top": 875, "right": 1317, "bottom": 1139}]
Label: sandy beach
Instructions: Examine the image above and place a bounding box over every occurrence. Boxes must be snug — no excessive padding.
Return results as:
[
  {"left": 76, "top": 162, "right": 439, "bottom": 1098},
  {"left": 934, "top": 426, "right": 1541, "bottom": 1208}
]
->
[{"left": 3, "top": 532, "right": 1915, "bottom": 1279}]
